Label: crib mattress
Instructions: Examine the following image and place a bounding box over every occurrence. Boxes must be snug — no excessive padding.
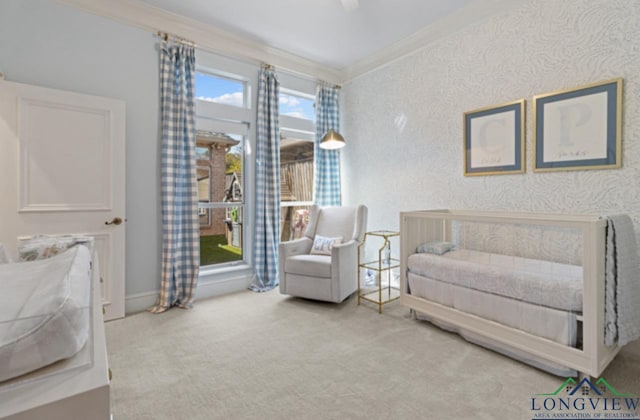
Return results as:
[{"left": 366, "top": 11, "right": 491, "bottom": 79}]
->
[
  {"left": 407, "top": 249, "right": 583, "bottom": 312},
  {"left": 407, "top": 272, "right": 577, "bottom": 345},
  {"left": 0, "top": 246, "right": 92, "bottom": 383}
]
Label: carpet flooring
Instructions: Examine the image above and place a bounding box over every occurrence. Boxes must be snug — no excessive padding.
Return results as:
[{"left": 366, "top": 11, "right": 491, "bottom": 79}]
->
[{"left": 105, "top": 290, "right": 640, "bottom": 419}]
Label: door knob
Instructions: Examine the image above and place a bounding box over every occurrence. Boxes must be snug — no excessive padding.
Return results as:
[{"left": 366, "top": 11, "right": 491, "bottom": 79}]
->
[{"left": 105, "top": 217, "right": 123, "bottom": 226}]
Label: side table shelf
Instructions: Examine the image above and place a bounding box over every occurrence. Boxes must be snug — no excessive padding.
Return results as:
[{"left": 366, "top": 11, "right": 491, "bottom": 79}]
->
[{"left": 357, "top": 230, "right": 400, "bottom": 313}]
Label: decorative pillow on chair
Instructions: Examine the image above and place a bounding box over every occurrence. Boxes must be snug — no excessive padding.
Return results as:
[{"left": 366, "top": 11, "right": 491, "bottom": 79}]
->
[
  {"left": 310, "top": 235, "right": 343, "bottom": 256},
  {"left": 416, "top": 240, "right": 454, "bottom": 255},
  {"left": 18, "top": 235, "right": 94, "bottom": 262}
]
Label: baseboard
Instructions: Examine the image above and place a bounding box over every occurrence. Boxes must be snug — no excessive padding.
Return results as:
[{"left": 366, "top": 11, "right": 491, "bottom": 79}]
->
[
  {"left": 196, "top": 272, "right": 253, "bottom": 300},
  {"left": 124, "top": 291, "right": 160, "bottom": 315},
  {"left": 124, "top": 272, "right": 252, "bottom": 315}
]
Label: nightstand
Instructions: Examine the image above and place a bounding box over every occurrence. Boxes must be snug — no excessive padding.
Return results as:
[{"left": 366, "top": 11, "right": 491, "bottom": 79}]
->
[{"left": 357, "top": 230, "right": 401, "bottom": 313}]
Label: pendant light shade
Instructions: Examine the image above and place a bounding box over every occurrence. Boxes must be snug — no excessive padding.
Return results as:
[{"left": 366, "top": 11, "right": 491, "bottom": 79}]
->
[{"left": 319, "top": 129, "right": 346, "bottom": 150}]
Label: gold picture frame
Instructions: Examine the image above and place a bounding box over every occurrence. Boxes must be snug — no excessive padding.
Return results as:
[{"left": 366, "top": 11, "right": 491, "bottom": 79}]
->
[
  {"left": 463, "top": 99, "right": 525, "bottom": 176},
  {"left": 533, "top": 78, "right": 622, "bottom": 172}
]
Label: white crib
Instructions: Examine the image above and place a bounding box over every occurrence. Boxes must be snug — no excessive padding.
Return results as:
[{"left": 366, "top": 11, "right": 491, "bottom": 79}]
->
[{"left": 400, "top": 209, "right": 620, "bottom": 377}]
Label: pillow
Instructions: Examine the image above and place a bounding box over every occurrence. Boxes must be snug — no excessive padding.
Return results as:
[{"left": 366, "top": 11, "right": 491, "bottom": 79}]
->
[
  {"left": 0, "top": 243, "right": 11, "bottom": 264},
  {"left": 18, "top": 235, "right": 94, "bottom": 262},
  {"left": 416, "top": 240, "right": 453, "bottom": 255},
  {"left": 310, "top": 235, "right": 343, "bottom": 256}
]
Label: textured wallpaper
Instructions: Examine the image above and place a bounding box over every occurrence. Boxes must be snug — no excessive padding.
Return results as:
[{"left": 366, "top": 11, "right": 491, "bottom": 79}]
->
[
  {"left": 451, "top": 221, "right": 584, "bottom": 265},
  {"left": 342, "top": 0, "right": 640, "bottom": 246}
]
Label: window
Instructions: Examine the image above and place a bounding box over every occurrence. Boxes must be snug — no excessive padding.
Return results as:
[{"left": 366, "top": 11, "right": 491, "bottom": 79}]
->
[
  {"left": 279, "top": 90, "right": 315, "bottom": 121},
  {"left": 196, "top": 72, "right": 247, "bottom": 108},
  {"left": 196, "top": 131, "right": 245, "bottom": 267},
  {"left": 279, "top": 87, "right": 316, "bottom": 242},
  {"left": 196, "top": 66, "right": 252, "bottom": 268}
]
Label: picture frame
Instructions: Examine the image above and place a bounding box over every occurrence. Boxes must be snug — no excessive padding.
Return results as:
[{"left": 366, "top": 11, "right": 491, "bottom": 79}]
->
[
  {"left": 463, "top": 99, "right": 525, "bottom": 176},
  {"left": 533, "top": 78, "right": 622, "bottom": 172}
]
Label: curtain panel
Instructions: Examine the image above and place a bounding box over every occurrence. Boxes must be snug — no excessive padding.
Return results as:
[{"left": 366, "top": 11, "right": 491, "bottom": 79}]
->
[
  {"left": 314, "top": 84, "right": 341, "bottom": 206},
  {"left": 151, "top": 43, "right": 200, "bottom": 313},
  {"left": 250, "top": 66, "right": 281, "bottom": 292}
]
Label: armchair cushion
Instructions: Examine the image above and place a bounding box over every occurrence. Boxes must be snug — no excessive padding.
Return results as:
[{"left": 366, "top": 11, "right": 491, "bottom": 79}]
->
[
  {"left": 309, "top": 206, "right": 358, "bottom": 241},
  {"left": 285, "top": 254, "right": 332, "bottom": 277},
  {"left": 309, "top": 235, "right": 343, "bottom": 256}
]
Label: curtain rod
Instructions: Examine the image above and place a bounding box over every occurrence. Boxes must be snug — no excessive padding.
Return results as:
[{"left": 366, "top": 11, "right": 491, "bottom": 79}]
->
[
  {"left": 156, "top": 32, "right": 339, "bottom": 88},
  {"left": 156, "top": 31, "right": 195, "bottom": 47},
  {"left": 321, "top": 81, "right": 341, "bottom": 90},
  {"left": 262, "top": 62, "right": 340, "bottom": 89}
]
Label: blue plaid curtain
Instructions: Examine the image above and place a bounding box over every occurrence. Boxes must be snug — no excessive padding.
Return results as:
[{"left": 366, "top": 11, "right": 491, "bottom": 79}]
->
[
  {"left": 314, "top": 84, "right": 341, "bottom": 206},
  {"left": 250, "top": 66, "right": 281, "bottom": 292},
  {"left": 150, "top": 42, "right": 200, "bottom": 313}
]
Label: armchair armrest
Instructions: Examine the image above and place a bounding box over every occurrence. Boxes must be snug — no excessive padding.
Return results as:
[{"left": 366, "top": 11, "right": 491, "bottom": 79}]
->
[
  {"left": 331, "top": 239, "right": 358, "bottom": 253},
  {"left": 279, "top": 237, "right": 313, "bottom": 258},
  {"left": 278, "top": 237, "right": 313, "bottom": 294},
  {"left": 330, "top": 239, "right": 360, "bottom": 302}
]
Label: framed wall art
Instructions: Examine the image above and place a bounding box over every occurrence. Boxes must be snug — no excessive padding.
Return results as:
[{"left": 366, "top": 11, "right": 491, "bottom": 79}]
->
[
  {"left": 463, "top": 99, "right": 525, "bottom": 176},
  {"left": 533, "top": 78, "right": 622, "bottom": 172}
]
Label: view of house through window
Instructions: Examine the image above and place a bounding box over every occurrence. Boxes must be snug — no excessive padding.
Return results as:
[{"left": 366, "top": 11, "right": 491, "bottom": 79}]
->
[
  {"left": 196, "top": 68, "right": 248, "bottom": 267},
  {"left": 197, "top": 132, "right": 244, "bottom": 266},
  {"left": 279, "top": 89, "right": 315, "bottom": 242}
]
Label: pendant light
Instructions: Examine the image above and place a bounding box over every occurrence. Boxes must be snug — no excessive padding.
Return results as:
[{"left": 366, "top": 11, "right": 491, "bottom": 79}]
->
[{"left": 319, "top": 129, "right": 346, "bottom": 150}]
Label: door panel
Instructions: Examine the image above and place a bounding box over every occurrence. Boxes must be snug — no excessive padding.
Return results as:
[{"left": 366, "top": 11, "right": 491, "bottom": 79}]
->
[
  {"left": 0, "top": 80, "right": 126, "bottom": 320},
  {"left": 19, "top": 97, "right": 112, "bottom": 211}
]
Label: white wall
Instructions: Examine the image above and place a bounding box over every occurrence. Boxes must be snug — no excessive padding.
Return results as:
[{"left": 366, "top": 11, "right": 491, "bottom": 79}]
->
[
  {"left": 0, "top": 0, "right": 322, "bottom": 312},
  {"left": 0, "top": 0, "right": 161, "bottom": 308},
  {"left": 342, "top": 0, "right": 640, "bottom": 235}
]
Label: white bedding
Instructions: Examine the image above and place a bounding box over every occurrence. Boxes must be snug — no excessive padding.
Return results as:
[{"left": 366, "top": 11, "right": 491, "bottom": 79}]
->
[
  {"left": 407, "top": 249, "right": 583, "bottom": 312},
  {"left": 408, "top": 272, "right": 579, "bottom": 376},
  {"left": 407, "top": 273, "right": 577, "bottom": 345},
  {"left": 0, "top": 246, "right": 92, "bottom": 383}
]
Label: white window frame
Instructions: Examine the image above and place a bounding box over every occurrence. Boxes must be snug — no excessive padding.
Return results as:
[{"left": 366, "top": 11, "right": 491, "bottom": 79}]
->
[
  {"left": 195, "top": 50, "right": 257, "bottom": 276},
  {"left": 195, "top": 68, "right": 251, "bottom": 109}
]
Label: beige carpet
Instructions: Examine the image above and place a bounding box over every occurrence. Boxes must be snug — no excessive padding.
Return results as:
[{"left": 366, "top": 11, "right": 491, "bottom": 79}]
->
[{"left": 105, "top": 290, "right": 640, "bottom": 420}]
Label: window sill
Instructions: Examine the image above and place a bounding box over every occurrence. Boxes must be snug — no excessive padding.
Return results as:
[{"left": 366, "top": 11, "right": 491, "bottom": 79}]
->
[{"left": 199, "top": 261, "right": 251, "bottom": 278}]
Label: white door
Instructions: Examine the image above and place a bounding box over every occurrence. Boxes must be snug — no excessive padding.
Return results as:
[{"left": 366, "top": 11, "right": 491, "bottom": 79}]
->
[{"left": 0, "top": 80, "right": 126, "bottom": 320}]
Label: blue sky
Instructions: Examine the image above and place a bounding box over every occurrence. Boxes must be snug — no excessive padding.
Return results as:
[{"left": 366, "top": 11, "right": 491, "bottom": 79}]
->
[{"left": 196, "top": 73, "right": 315, "bottom": 120}]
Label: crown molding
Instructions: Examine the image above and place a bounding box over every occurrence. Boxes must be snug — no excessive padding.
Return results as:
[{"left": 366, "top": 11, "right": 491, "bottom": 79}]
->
[
  {"left": 340, "top": 0, "right": 528, "bottom": 83},
  {"left": 55, "top": 0, "right": 343, "bottom": 85},
  {"left": 56, "top": 0, "right": 526, "bottom": 85}
]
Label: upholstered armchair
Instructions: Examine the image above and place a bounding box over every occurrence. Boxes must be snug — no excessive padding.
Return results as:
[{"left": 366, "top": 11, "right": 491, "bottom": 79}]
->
[{"left": 279, "top": 205, "right": 368, "bottom": 303}]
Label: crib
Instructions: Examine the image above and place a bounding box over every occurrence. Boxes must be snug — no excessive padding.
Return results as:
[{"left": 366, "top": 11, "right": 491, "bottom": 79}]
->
[{"left": 400, "top": 209, "right": 621, "bottom": 377}]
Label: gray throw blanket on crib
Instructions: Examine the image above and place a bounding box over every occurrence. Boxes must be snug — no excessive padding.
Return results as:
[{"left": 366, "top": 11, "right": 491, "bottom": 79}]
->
[{"left": 604, "top": 214, "right": 640, "bottom": 346}]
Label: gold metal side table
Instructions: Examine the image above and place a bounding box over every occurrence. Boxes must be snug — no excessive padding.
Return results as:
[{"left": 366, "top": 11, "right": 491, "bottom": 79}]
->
[{"left": 357, "top": 230, "right": 400, "bottom": 313}]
